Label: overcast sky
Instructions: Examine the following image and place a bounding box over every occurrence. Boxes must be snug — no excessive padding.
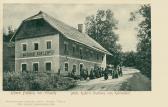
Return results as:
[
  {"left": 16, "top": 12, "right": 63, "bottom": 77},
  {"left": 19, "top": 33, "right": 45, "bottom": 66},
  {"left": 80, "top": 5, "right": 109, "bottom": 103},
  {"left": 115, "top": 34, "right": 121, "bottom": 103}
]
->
[{"left": 3, "top": 4, "right": 142, "bottom": 52}]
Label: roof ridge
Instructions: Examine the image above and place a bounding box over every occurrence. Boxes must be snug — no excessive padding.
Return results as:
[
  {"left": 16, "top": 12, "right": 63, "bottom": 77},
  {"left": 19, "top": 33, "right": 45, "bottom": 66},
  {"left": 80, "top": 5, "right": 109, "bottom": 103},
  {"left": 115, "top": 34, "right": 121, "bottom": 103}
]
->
[
  {"left": 41, "top": 11, "right": 111, "bottom": 55},
  {"left": 23, "top": 11, "right": 44, "bottom": 22},
  {"left": 14, "top": 11, "right": 112, "bottom": 55}
]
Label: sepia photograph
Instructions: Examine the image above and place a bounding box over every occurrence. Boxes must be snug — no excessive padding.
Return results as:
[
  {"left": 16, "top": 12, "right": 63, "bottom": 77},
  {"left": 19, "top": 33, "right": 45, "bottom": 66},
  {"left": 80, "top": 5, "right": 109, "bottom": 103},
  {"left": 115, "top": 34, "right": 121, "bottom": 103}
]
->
[{"left": 3, "top": 4, "right": 151, "bottom": 91}]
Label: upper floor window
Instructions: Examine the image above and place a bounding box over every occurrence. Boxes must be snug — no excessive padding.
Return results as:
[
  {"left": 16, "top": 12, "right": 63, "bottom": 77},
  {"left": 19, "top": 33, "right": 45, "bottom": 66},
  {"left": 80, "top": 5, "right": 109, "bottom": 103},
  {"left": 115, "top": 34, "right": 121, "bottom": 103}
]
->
[
  {"left": 90, "top": 51, "right": 93, "bottom": 58},
  {"left": 34, "top": 43, "right": 39, "bottom": 50},
  {"left": 86, "top": 49, "right": 89, "bottom": 58},
  {"left": 72, "top": 45, "right": 76, "bottom": 54},
  {"left": 22, "top": 44, "right": 27, "bottom": 51},
  {"left": 46, "top": 41, "right": 51, "bottom": 49},
  {"left": 79, "top": 48, "right": 83, "bottom": 59},
  {"left": 102, "top": 55, "right": 104, "bottom": 61},
  {"left": 79, "top": 48, "right": 82, "bottom": 55},
  {"left": 97, "top": 53, "right": 99, "bottom": 60},
  {"left": 64, "top": 42, "right": 68, "bottom": 54}
]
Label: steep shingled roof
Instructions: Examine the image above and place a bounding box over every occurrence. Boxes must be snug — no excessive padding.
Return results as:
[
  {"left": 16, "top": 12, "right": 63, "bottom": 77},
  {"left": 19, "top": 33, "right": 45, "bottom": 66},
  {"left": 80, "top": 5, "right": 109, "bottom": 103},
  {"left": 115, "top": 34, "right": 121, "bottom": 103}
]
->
[{"left": 13, "top": 11, "right": 112, "bottom": 55}]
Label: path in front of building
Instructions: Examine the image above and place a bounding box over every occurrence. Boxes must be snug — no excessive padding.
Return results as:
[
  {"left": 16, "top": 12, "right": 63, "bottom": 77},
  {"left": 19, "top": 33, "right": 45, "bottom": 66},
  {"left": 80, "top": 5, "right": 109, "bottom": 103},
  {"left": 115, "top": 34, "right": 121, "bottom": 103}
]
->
[{"left": 68, "top": 68, "right": 151, "bottom": 91}]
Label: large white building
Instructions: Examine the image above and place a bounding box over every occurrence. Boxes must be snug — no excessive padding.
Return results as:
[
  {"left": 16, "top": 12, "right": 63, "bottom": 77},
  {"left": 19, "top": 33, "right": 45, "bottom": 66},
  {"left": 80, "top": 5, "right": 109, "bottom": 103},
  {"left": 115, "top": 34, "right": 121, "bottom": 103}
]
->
[{"left": 12, "top": 11, "right": 112, "bottom": 75}]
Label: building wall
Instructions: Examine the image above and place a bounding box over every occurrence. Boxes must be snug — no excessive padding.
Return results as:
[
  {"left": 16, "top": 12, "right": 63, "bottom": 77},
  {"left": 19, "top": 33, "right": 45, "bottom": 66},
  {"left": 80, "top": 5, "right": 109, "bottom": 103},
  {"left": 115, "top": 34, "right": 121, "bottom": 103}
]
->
[
  {"left": 59, "top": 55, "right": 102, "bottom": 75},
  {"left": 15, "top": 34, "right": 60, "bottom": 72},
  {"left": 59, "top": 34, "right": 106, "bottom": 75},
  {"left": 15, "top": 56, "right": 59, "bottom": 72}
]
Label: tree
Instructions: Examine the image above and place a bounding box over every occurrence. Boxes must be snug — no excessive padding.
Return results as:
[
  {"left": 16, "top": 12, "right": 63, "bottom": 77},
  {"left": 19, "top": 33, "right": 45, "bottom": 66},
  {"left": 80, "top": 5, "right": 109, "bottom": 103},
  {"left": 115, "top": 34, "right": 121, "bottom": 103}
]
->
[
  {"left": 130, "top": 4, "right": 151, "bottom": 79},
  {"left": 85, "top": 9, "right": 121, "bottom": 66},
  {"left": 3, "top": 26, "right": 16, "bottom": 42},
  {"left": 122, "top": 51, "right": 137, "bottom": 67}
]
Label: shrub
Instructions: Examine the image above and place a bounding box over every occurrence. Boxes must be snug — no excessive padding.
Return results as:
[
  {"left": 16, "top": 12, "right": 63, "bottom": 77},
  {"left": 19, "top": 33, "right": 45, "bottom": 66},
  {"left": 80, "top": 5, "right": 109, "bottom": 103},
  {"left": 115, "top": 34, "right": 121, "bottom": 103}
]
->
[{"left": 3, "top": 71, "right": 77, "bottom": 91}]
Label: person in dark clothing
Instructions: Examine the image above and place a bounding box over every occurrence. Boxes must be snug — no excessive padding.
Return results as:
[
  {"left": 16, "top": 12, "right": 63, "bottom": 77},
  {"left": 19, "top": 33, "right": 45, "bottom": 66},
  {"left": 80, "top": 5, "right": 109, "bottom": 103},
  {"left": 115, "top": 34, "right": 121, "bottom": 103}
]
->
[
  {"left": 115, "top": 66, "right": 119, "bottom": 78},
  {"left": 104, "top": 68, "right": 108, "bottom": 80},
  {"left": 112, "top": 69, "right": 115, "bottom": 79},
  {"left": 71, "top": 67, "right": 77, "bottom": 80},
  {"left": 89, "top": 69, "right": 94, "bottom": 80},
  {"left": 80, "top": 68, "right": 85, "bottom": 80},
  {"left": 93, "top": 68, "right": 98, "bottom": 78},
  {"left": 83, "top": 69, "right": 88, "bottom": 80},
  {"left": 101, "top": 68, "right": 104, "bottom": 77},
  {"left": 118, "top": 66, "right": 123, "bottom": 77}
]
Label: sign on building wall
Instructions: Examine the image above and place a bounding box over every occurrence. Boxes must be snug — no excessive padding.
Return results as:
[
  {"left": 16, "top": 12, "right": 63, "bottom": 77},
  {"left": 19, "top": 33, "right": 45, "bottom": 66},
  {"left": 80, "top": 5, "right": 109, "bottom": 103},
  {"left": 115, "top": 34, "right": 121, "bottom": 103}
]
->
[{"left": 22, "top": 50, "right": 55, "bottom": 57}]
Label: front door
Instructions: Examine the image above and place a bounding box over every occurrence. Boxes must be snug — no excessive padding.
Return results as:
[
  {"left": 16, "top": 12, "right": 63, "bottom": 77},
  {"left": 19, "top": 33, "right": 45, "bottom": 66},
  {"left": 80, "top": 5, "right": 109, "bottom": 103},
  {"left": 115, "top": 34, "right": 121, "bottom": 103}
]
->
[{"left": 79, "top": 63, "right": 83, "bottom": 75}]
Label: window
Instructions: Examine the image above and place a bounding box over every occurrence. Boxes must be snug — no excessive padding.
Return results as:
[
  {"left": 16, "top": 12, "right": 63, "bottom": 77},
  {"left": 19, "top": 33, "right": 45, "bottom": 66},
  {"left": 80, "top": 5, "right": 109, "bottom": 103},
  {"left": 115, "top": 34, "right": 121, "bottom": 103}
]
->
[
  {"left": 102, "top": 56, "right": 104, "bottom": 61},
  {"left": 34, "top": 43, "right": 38, "bottom": 50},
  {"left": 72, "top": 65, "right": 77, "bottom": 72},
  {"left": 33, "top": 63, "right": 38, "bottom": 72},
  {"left": 72, "top": 45, "right": 76, "bottom": 54},
  {"left": 64, "top": 43, "right": 68, "bottom": 54},
  {"left": 97, "top": 53, "right": 99, "bottom": 60},
  {"left": 86, "top": 49, "right": 89, "bottom": 58},
  {"left": 90, "top": 51, "right": 93, "bottom": 57},
  {"left": 22, "top": 44, "right": 27, "bottom": 51},
  {"left": 79, "top": 48, "right": 83, "bottom": 59},
  {"left": 46, "top": 62, "right": 51, "bottom": 71},
  {"left": 79, "top": 64, "right": 84, "bottom": 72},
  {"left": 22, "top": 64, "right": 27, "bottom": 72},
  {"left": 46, "top": 41, "right": 51, "bottom": 49},
  {"left": 65, "top": 63, "right": 68, "bottom": 72}
]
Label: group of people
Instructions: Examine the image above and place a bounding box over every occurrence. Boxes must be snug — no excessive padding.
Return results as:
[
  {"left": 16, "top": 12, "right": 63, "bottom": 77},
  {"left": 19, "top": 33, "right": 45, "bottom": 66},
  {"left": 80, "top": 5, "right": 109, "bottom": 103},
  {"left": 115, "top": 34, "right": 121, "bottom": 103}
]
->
[
  {"left": 69, "top": 65, "right": 123, "bottom": 81},
  {"left": 103, "top": 65, "right": 123, "bottom": 80}
]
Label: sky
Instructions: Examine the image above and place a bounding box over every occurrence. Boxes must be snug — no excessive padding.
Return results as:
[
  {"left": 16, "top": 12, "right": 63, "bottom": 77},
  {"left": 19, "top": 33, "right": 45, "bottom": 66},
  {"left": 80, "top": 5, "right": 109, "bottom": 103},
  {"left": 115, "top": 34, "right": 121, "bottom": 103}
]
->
[{"left": 3, "top": 4, "right": 142, "bottom": 52}]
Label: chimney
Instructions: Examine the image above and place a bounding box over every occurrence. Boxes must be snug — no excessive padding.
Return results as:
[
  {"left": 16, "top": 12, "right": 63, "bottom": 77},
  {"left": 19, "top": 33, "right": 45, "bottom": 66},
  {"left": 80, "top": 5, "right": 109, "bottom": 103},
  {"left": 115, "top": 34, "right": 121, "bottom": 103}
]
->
[{"left": 78, "top": 24, "right": 83, "bottom": 33}]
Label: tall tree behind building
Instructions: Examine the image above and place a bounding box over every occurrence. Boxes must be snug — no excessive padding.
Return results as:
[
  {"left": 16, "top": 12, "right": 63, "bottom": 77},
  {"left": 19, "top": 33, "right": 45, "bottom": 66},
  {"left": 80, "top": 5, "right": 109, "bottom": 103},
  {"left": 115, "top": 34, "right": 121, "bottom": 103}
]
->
[
  {"left": 3, "top": 26, "right": 16, "bottom": 42},
  {"left": 85, "top": 9, "right": 121, "bottom": 66},
  {"left": 3, "top": 26, "right": 16, "bottom": 72},
  {"left": 130, "top": 4, "right": 151, "bottom": 79}
]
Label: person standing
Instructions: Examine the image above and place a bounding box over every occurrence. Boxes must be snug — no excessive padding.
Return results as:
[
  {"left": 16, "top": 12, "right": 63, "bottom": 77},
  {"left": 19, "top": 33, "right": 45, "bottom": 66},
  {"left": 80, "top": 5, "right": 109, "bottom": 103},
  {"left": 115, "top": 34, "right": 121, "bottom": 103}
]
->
[{"left": 104, "top": 68, "right": 108, "bottom": 80}]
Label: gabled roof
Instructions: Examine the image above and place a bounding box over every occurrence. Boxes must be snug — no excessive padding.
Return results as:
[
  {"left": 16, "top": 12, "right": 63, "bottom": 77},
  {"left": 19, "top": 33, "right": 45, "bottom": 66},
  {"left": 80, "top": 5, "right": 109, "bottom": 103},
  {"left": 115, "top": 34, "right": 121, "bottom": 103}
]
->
[{"left": 13, "top": 11, "right": 112, "bottom": 55}]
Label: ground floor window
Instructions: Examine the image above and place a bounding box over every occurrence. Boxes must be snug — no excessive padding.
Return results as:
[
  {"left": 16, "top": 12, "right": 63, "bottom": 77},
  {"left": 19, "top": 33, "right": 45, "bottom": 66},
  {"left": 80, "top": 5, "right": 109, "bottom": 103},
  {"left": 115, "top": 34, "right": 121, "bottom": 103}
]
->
[
  {"left": 21, "top": 64, "right": 27, "bottom": 72},
  {"left": 46, "top": 62, "right": 51, "bottom": 71},
  {"left": 33, "top": 63, "right": 39, "bottom": 72},
  {"left": 65, "top": 63, "right": 68, "bottom": 72},
  {"left": 72, "top": 65, "right": 77, "bottom": 72},
  {"left": 79, "top": 64, "right": 83, "bottom": 72}
]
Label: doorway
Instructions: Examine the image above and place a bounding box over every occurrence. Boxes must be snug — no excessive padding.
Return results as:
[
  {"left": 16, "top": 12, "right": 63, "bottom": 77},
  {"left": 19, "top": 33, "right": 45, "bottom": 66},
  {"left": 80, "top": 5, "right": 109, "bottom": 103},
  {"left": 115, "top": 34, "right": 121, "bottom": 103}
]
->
[{"left": 79, "top": 63, "right": 84, "bottom": 75}]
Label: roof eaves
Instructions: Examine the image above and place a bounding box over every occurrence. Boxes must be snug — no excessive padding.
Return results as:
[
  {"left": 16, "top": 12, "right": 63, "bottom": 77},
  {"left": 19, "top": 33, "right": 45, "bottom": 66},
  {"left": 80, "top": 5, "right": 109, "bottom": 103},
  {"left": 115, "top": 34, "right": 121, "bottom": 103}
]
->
[{"left": 62, "top": 35, "right": 112, "bottom": 55}]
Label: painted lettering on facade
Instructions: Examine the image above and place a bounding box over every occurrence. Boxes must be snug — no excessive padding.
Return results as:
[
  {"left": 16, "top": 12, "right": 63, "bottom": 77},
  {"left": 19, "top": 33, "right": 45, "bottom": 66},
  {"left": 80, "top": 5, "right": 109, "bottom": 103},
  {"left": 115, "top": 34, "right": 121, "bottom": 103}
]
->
[{"left": 22, "top": 50, "right": 55, "bottom": 57}]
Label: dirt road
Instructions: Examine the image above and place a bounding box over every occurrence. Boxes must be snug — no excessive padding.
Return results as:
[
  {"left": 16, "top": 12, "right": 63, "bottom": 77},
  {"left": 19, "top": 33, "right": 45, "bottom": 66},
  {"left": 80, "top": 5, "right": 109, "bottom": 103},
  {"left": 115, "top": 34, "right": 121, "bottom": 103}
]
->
[{"left": 68, "top": 68, "right": 151, "bottom": 91}]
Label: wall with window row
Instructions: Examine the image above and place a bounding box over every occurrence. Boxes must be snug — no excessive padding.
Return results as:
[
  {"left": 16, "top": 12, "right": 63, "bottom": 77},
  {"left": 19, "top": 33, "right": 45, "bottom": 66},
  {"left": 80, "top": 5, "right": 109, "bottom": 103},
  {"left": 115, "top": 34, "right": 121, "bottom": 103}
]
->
[
  {"left": 59, "top": 34, "right": 105, "bottom": 63},
  {"left": 15, "top": 56, "right": 59, "bottom": 72},
  {"left": 15, "top": 34, "right": 59, "bottom": 58},
  {"left": 15, "top": 34, "right": 60, "bottom": 72},
  {"left": 59, "top": 55, "right": 102, "bottom": 76}
]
